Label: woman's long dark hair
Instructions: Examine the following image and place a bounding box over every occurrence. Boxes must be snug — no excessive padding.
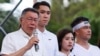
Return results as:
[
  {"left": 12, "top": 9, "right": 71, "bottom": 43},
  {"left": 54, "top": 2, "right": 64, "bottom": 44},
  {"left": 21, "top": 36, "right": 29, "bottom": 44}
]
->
[{"left": 57, "top": 28, "right": 75, "bottom": 51}]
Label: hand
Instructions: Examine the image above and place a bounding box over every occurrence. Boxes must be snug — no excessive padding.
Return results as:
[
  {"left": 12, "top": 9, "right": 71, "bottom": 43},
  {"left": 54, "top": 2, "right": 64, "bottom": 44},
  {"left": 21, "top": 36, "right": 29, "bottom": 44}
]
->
[{"left": 26, "top": 36, "right": 39, "bottom": 50}]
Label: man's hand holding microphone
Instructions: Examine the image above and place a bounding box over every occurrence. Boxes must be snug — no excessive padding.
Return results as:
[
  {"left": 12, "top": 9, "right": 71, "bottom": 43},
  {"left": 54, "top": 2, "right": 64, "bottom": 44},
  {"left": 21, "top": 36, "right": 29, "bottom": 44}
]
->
[{"left": 25, "top": 30, "right": 39, "bottom": 52}]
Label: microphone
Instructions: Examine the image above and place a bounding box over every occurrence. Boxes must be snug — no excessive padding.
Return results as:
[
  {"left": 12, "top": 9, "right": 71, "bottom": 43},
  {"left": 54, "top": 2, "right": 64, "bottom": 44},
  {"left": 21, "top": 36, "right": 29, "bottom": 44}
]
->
[{"left": 33, "top": 30, "right": 39, "bottom": 52}]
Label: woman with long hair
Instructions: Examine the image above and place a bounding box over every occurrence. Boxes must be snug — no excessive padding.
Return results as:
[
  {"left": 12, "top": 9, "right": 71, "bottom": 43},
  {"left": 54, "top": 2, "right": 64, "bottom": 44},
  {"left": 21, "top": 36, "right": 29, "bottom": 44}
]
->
[{"left": 57, "top": 28, "right": 75, "bottom": 56}]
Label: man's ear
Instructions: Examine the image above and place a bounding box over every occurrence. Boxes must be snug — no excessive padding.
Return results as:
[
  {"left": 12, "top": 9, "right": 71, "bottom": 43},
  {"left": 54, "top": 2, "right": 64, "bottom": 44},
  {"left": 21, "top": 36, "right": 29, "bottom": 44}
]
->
[
  {"left": 75, "top": 30, "right": 79, "bottom": 35},
  {"left": 20, "top": 17, "right": 22, "bottom": 21}
]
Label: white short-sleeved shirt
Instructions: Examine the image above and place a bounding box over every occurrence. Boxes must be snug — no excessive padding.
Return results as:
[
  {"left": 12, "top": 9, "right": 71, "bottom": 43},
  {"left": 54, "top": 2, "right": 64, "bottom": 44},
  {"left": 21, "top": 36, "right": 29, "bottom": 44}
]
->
[
  {"left": 36, "top": 29, "right": 59, "bottom": 56},
  {"left": 72, "top": 43, "right": 100, "bottom": 56},
  {"left": 1, "top": 28, "right": 48, "bottom": 56},
  {"left": 57, "top": 51, "right": 75, "bottom": 56}
]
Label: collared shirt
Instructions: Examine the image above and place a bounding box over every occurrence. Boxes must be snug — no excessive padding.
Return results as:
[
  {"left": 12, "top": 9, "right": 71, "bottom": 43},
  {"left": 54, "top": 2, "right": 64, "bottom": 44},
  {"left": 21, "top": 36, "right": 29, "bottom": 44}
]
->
[
  {"left": 36, "top": 29, "right": 59, "bottom": 56},
  {"left": 57, "top": 52, "right": 66, "bottom": 56},
  {"left": 1, "top": 28, "right": 45, "bottom": 56},
  {"left": 72, "top": 43, "right": 100, "bottom": 56},
  {"left": 57, "top": 52, "right": 75, "bottom": 56}
]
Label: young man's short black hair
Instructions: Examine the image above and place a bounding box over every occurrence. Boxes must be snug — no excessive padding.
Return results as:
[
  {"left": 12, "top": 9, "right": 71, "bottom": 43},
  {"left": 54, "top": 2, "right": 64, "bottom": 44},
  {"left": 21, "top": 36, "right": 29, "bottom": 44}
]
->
[
  {"left": 33, "top": 1, "right": 50, "bottom": 9},
  {"left": 71, "top": 16, "right": 89, "bottom": 28}
]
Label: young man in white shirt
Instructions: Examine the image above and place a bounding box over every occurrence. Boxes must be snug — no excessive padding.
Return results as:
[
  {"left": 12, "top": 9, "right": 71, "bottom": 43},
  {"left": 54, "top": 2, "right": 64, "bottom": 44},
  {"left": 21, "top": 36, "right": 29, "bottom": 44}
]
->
[
  {"left": 71, "top": 16, "right": 100, "bottom": 56},
  {"left": 33, "top": 1, "right": 58, "bottom": 56},
  {"left": 1, "top": 8, "right": 42, "bottom": 56}
]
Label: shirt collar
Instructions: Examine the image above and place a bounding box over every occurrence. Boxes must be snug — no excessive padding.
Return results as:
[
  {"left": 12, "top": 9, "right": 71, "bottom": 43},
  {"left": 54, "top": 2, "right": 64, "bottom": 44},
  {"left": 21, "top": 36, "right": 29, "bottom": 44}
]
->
[
  {"left": 36, "top": 28, "right": 48, "bottom": 34},
  {"left": 19, "top": 28, "right": 31, "bottom": 39}
]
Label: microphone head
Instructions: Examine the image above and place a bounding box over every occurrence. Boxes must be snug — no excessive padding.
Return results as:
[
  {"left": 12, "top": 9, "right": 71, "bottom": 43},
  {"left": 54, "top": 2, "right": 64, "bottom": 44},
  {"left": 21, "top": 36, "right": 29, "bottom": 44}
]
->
[{"left": 33, "top": 30, "right": 38, "bottom": 36}]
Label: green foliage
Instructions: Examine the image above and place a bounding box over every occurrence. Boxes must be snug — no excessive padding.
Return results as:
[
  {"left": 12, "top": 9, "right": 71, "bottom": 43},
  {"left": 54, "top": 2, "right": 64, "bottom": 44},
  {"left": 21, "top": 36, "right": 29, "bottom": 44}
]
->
[
  {"left": 48, "top": 0, "right": 68, "bottom": 34},
  {"left": 0, "top": 0, "right": 10, "bottom": 3},
  {"left": 0, "top": 11, "right": 19, "bottom": 50},
  {"left": 48, "top": 0, "right": 100, "bottom": 45},
  {"left": 0, "top": 11, "right": 19, "bottom": 32},
  {"left": 0, "top": 31, "right": 5, "bottom": 51}
]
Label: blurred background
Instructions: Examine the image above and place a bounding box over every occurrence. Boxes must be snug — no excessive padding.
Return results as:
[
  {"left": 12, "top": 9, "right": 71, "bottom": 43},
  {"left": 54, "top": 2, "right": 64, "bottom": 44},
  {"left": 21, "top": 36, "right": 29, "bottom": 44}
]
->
[{"left": 0, "top": 0, "right": 100, "bottom": 51}]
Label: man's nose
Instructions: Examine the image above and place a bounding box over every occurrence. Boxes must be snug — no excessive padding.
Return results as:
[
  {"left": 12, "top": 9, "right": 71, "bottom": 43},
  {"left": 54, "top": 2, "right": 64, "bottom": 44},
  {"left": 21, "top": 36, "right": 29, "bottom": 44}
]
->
[{"left": 88, "top": 28, "right": 91, "bottom": 33}]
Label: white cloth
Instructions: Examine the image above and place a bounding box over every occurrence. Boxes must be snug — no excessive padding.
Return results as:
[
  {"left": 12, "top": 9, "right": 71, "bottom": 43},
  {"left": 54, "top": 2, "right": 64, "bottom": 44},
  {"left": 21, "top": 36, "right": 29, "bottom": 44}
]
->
[
  {"left": 57, "top": 52, "right": 66, "bottom": 56},
  {"left": 57, "top": 51, "right": 75, "bottom": 56},
  {"left": 72, "top": 43, "right": 100, "bottom": 56},
  {"left": 1, "top": 28, "right": 47, "bottom": 56},
  {"left": 36, "top": 29, "right": 59, "bottom": 56},
  {"left": 72, "top": 21, "right": 90, "bottom": 32}
]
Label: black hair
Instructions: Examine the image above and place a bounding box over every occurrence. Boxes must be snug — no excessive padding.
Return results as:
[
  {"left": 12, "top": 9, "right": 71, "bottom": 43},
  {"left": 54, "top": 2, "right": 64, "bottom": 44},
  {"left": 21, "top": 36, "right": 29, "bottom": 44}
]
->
[
  {"left": 33, "top": 1, "right": 50, "bottom": 9},
  {"left": 21, "top": 8, "right": 39, "bottom": 16},
  {"left": 71, "top": 16, "right": 89, "bottom": 28},
  {"left": 57, "top": 28, "right": 75, "bottom": 51}
]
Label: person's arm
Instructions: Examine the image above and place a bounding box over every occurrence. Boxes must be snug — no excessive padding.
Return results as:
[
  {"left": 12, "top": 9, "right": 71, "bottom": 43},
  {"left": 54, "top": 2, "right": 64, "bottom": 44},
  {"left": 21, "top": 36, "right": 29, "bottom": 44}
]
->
[
  {"left": 1, "top": 37, "right": 39, "bottom": 56},
  {"left": 2, "top": 45, "right": 29, "bottom": 56}
]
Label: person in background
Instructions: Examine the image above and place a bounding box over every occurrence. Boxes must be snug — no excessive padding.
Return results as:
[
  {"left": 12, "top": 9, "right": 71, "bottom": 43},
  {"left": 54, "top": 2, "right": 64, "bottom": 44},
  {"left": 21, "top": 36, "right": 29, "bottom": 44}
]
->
[
  {"left": 71, "top": 16, "right": 100, "bottom": 56},
  {"left": 57, "top": 28, "right": 75, "bottom": 56},
  {"left": 0, "top": 8, "right": 41, "bottom": 56},
  {"left": 33, "top": 1, "right": 58, "bottom": 56}
]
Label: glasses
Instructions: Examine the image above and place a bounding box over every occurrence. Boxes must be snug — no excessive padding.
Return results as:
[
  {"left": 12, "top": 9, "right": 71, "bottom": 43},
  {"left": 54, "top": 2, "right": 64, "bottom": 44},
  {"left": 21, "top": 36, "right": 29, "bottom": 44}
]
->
[{"left": 25, "top": 17, "right": 39, "bottom": 22}]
